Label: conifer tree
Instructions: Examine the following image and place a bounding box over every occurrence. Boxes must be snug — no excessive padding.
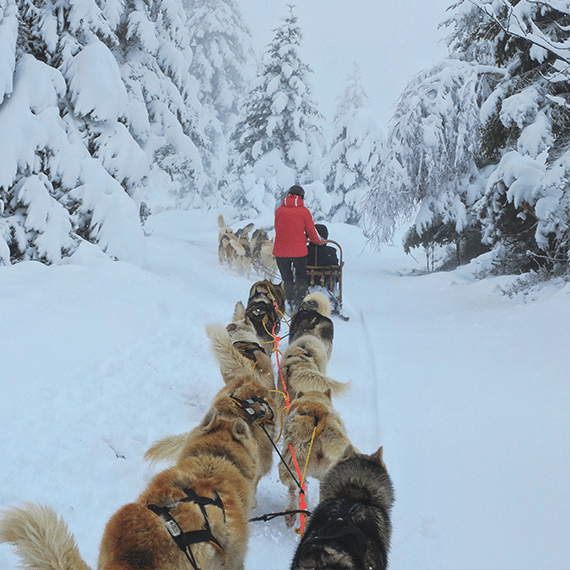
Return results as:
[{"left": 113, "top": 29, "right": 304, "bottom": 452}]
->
[
  {"left": 227, "top": 5, "right": 327, "bottom": 218},
  {"left": 182, "top": 0, "right": 255, "bottom": 203},
  {"left": 0, "top": 0, "right": 205, "bottom": 265},
  {"left": 363, "top": 58, "right": 489, "bottom": 257},
  {"left": 448, "top": 0, "right": 570, "bottom": 272},
  {"left": 324, "top": 63, "right": 383, "bottom": 225}
]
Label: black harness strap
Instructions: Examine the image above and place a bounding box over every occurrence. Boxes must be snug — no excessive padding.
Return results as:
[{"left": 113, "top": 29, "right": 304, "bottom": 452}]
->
[
  {"left": 147, "top": 488, "right": 225, "bottom": 570},
  {"left": 249, "top": 508, "right": 311, "bottom": 523}
]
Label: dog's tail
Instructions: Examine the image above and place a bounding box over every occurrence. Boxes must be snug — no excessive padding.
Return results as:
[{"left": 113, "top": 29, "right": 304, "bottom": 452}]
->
[
  {"left": 295, "top": 370, "right": 351, "bottom": 397},
  {"left": 298, "top": 292, "right": 331, "bottom": 317},
  {"left": 144, "top": 432, "right": 189, "bottom": 464},
  {"left": 0, "top": 503, "right": 91, "bottom": 570},
  {"left": 217, "top": 213, "right": 226, "bottom": 229},
  {"left": 206, "top": 323, "right": 251, "bottom": 383}
]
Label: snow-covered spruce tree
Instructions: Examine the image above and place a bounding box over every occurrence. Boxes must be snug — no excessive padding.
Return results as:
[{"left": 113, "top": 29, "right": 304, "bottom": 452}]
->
[
  {"left": 227, "top": 6, "right": 327, "bottom": 218},
  {"left": 117, "top": 0, "right": 205, "bottom": 210},
  {"left": 182, "top": 0, "right": 255, "bottom": 204},
  {"left": 363, "top": 57, "right": 496, "bottom": 267},
  {"left": 324, "top": 63, "right": 383, "bottom": 226},
  {"left": 0, "top": 0, "right": 145, "bottom": 265},
  {"left": 0, "top": 0, "right": 205, "bottom": 266},
  {"left": 448, "top": 0, "right": 570, "bottom": 273}
]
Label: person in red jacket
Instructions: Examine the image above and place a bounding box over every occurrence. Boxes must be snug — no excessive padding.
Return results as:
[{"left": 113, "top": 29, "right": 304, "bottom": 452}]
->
[{"left": 273, "top": 185, "right": 326, "bottom": 310}]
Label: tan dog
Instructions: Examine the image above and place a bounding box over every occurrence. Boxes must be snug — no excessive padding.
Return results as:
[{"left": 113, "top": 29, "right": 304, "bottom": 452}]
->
[
  {"left": 259, "top": 239, "right": 279, "bottom": 281},
  {"left": 278, "top": 390, "right": 352, "bottom": 527},
  {"left": 229, "top": 240, "right": 251, "bottom": 278},
  {"left": 145, "top": 378, "right": 276, "bottom": 507},
  {"left": 279, "top": 292, "right": 349, "bottom": 401},
  {"left": 225, "top": 222, "right": 253, "bottom": 278},
  {"left": 0, "top": 411, "right": 258, "bottom": 570},
  {"left": 217, "top": 214, "right": 239, "bottom": 267}
]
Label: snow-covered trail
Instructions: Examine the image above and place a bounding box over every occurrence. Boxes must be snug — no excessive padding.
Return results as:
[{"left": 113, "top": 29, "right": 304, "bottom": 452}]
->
[{"left": 1, "top": 209, "right": 569, "bottom": 570}]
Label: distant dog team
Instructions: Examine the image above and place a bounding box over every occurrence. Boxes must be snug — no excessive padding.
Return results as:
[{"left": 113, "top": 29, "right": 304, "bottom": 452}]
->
[{"left": 218, "top": 214, "right": 279, "bottom": 281}]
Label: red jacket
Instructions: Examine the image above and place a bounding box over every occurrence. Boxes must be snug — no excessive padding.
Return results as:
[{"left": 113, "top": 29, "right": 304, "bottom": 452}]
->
[{"left": 273, "top": 194, "right": 325, "bottom": 258}]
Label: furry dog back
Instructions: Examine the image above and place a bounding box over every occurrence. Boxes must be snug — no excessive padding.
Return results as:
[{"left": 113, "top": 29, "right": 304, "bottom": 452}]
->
[{"left": 290, "top": 445, "right": 394, "bottom": 570}]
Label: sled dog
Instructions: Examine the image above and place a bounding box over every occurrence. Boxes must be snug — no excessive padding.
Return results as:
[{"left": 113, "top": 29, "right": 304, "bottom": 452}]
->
[
  {"left": 145, "top": 377, "right": 275, "bottom": 507},
  {"left": 289, "top": 292, "right": 334, "bottom": 358},
  {"left": 248, "top": 229, "right": 279, "bottom": 282},
  {"left": 278, "top": 389, "right": 352, "bottom": 527},
  {"left": 217, "top": 214, "right": 239, "bottom": 267},
  {"left": 290, "top": 445, "right": 395, "bottom": 570},
  {"left": 280, "top": 293, "right": 349, "bottom": 401},
  {"left": 250, "top": 227, "right": 270, "bottom": 262},
  {"left": 244, "top": 279, "right": 286, "bottom": 343},
  {"left": 206, "top": 321, "right": 275, "bottom": 391},
  {"left": 259, "top": 239, "right": 279, "bottom": 281},
  {"left": 0, "top": 410, "right": 258, "bottom": 570}
]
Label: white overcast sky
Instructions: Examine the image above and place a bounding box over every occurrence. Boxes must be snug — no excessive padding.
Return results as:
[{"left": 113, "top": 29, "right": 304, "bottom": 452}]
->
[{"left": 235, "top": 0, "right": 454, "bottom": 131}]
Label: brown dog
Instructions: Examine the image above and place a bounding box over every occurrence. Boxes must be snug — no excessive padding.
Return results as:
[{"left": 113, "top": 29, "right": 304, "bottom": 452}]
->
[
  {"left": 0, "top": 411, "right": 258, "bottom": 570},
  {"left": 145, "top": 378, "right": 277, "bottom": 507},
  {"left": 278, "top": 389, "right": 352, "bottom": 528}
]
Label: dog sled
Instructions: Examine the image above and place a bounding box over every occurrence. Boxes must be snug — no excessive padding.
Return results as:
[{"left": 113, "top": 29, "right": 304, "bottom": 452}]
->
[{"left": 307, "top": 240, "right": 348, "bottom": 321}]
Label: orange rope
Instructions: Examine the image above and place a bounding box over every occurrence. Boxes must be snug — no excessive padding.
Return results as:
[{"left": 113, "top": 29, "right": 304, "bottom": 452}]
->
[{"left": 265, "top": 298, "right": 311, "bottom": 535}]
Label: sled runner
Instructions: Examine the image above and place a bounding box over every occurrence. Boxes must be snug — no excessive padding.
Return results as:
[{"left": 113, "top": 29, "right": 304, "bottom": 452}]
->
[{"left": 307, "top": 240, "right": 348, "bottom": 320}]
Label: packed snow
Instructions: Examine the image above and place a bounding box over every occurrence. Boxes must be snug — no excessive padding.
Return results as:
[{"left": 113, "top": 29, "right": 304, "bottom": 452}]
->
[{"left": 1, "top": 209, "right": 569, "bottom": 569}]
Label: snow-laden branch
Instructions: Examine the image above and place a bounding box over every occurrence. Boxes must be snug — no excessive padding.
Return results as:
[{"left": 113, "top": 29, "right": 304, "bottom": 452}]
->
[{"left": 466, "top": 0, "right": 570, "bottom": 67}]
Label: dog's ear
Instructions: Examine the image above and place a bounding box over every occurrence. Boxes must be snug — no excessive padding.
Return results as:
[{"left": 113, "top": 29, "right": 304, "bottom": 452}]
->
[
  {"left": 338, "top": 444, "right": 358, "bottom": 462},
  {"left": 371, "top": 446, "right": 387, "bottom": 470},
  {"left": 324, "top": 388, "right": 332, "bottom": 400},
  {"left": 231, "top": 418, "right": 252, "bottom": 441},
  {"left": 199, "top": 408, "right": 218, "bottom": 431},
  {"left": 232, "top": 301, "right": 246, "bottom": 321}
]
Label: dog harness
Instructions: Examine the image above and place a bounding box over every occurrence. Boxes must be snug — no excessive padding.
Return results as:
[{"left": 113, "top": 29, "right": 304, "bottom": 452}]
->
[
  {"left": 245, "top": 301, "right": 281, "bottom": 336},
  {"left": 232, "top": 340, "right": 267, "bottom": 359},
  {"left": 147, "top": 488, "right": 225, "bottom": 570},
  {"left": 229, "top": 393, "right": 274, "bottom": 423}
]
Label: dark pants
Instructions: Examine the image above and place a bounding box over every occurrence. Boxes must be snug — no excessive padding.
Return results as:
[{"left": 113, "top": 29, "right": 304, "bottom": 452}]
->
[{"left": 276, "top": 256, "right": 308, "bottom": 309}]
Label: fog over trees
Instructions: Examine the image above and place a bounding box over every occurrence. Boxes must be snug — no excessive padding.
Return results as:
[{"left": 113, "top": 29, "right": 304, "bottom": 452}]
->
[{"left": 1, "top": 0, "right": 570, "bottom": 276}]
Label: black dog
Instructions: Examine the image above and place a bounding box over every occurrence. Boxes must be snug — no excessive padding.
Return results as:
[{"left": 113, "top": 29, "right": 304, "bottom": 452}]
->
[{"left": 290, "top": 445, "right": 394, "bottom": 570}]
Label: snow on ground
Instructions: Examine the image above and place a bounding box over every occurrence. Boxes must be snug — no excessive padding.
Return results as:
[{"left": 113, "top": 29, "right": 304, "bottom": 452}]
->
[{"left": 0, "top": 209, "right": 569, "bottom": 569}]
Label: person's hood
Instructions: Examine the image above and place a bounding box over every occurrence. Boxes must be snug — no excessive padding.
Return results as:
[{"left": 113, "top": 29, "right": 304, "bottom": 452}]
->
[{"left": 283, "top": 194, "right": 304, "bottom": 207}]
